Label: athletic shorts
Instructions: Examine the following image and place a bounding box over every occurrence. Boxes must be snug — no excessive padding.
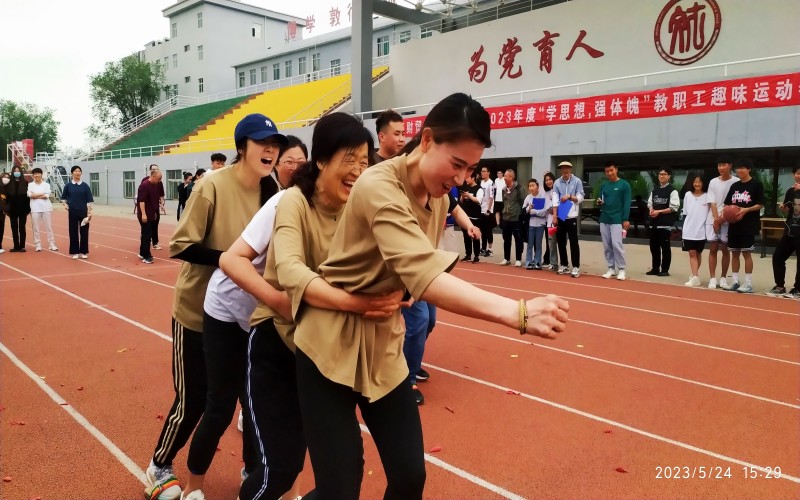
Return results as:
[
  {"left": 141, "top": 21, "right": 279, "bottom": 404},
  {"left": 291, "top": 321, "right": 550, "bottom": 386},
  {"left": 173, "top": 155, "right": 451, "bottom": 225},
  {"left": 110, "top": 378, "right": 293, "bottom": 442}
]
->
[
  {"left": 494, "top": 200, "right": 504, "bottom": 215},
  {"left": 682, "top": 239, "right": 706, "bottom": 252},
  {"left": 727, "top": 233, "right": 755, "bottom": 252},
  {"left": 705, "top": 222, "right": 729, "bottom": 243}
]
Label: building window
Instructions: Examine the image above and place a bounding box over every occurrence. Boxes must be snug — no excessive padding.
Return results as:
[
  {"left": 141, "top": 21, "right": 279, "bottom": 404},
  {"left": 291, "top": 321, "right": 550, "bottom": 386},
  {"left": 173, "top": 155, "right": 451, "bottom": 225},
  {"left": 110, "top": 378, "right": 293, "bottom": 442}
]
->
[
  {"left": 421, "top": 27, "right": 433, "bottom": 39},
  {"left": 251, "top": 24, "right": 262, "bottom": 38},
  {"left": 312, "top": 53, "right": 320, "bottom": 72},
  {"left": 399, "top": 30, "right": 411, "bottom": 43},
  {"left": 184, "top": 44, "right": 190, "bottom": 52},
  {"left": 171, "top": 22, "right": 177, "bottom": 38},
  {"left": 164, "top": 56, "right": 168, "bottom": 70},
  {"left": 285, "top": 60, "right": 292, "bottom": 78},
  {"left": 298, "top": 56, "right": 307, "bottom": 74},
  {"left": 330, "top": 59, "right": 341, "bottom": 76},
  {"left": 197, "top": 12, "right": 203, "bottom": 28},
  {"left": 198, "top": 77, "right": 204, "bottom": 93},
  {"left": 172, "top": 84, "right": 178, "bottom": 96},
  {"left": 123, "top": 171, "right": 136, "bottom": 199},
  {"left": 260, "top": 66, "right": 268, "bottom": 83},
  {"left": 166, "top": 170, "right": 181, "bottom": 200},
  {"left": 377, "top": 36, "right": 389, "bottom": 56},
  {"left": 89, "top": 173, "right": 100, "bottom": 197},
  {"left": 273, "top": 63, "right": 280, "bottom": 81},
  {"left": 197, "top": 45, "right": 203, "bottom": 60},
  {"left": 238, "top": 72, "right": 245, "bottom": 88},
  {"left": 249, "top": 69, "right": 256, "bottom": 85},
  {"left": 185, "top": 76, "right": 191, "bottom": 83},
  {"left": 173, "top": 53, "right": 178, "bottom": 68}
]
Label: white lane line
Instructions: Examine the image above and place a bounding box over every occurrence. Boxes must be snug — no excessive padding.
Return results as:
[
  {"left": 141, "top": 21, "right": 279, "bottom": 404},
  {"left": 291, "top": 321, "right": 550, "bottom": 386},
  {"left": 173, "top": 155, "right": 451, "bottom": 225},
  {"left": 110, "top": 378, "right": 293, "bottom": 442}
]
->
[
  {"left": 0, "top": 341, "right": 147, "bottom": 485},
  {"left": 44, "top": 232, "right": 179, "bottom": 265},
  {"left": 456, "top": 267, "right": 799, "bottom": 317},
  {"left": 358, "top": 424, "right": 524, "bottom": 500},
  {"left": 0, "top": 263, "right": 514, "bottom": 498},
  {"left": 0, "top": 270, "right": 116, "bottom": 282},
  {"left": 423, "top": 363, "right": 800, "bottom": 484},
  {"left": 438, "top": 321, "right": 800, "bottom": 408},
  {"left": 474, "top": 282, "right": 800, "bottom": 338},
  {"left": 0, "top": 262, "right": 173, "bottom": 342}
]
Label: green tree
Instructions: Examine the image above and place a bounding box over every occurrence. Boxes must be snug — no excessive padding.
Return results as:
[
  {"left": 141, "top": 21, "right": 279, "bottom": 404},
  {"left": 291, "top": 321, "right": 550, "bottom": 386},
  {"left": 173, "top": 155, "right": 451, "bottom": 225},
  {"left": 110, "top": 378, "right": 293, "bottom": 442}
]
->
[
  {"left": 0, "top": 100, "right": 60, "bottom": 157},
  {"left": 88, "top": 54, "right": 166, "bottom": 142}
]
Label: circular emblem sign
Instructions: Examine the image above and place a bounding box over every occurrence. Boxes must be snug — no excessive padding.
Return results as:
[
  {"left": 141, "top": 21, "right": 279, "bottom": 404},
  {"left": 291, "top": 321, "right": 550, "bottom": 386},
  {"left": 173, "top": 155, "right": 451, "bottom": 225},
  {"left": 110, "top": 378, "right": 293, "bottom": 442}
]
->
[{"left": 654, "top": 0, "right": 722, "bottom": 66}]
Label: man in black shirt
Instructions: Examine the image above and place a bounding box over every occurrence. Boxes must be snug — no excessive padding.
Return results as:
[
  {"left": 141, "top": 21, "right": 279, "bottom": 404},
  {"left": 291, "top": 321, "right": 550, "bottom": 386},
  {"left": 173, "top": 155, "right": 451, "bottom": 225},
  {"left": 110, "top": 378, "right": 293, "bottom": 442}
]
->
[
  {"left": 767, "top": 166, "right": 800, "bottom": 298},
  {"left": 723, "top": 158, "right": 764, "bottom": 293},
  {"left": 458, "top": 174, "right": 483, "bottom": 263}
]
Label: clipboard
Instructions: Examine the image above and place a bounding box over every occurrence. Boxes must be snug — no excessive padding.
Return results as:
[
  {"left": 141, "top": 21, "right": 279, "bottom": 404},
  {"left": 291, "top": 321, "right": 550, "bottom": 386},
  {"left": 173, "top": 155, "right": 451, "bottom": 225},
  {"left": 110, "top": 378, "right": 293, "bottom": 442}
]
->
[
  {"left": 557, "top": 200, "right": 573, "bottom": 221},
  {"left": 532, "top": 198, "right": 545, "bottom": 210}
]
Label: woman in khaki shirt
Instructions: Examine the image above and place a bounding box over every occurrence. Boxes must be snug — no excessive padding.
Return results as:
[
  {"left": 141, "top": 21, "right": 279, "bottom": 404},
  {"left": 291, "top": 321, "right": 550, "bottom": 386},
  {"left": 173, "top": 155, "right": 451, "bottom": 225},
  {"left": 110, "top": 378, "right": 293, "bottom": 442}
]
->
[
  {"left": 293, "top": 93, "right": 570, "bottom": 500},
  {"left": 219, "top": 113, "right": 401, "bottom": 500}
]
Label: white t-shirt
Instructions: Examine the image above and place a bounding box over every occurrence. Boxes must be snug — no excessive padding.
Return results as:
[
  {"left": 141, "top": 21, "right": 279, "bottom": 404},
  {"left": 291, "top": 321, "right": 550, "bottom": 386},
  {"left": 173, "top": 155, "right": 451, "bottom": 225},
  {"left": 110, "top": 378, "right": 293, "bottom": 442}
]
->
[
  {"left": 494, "top": 177, "right": 505, "bottom": 202},
  {"left": 204, "top": 190, "right": 285, "bottom": 332},
  {"left": 522, "top": 193, "right": 548, "bottom": 227},
  {"left": 27, "top": 181, "right": 53, "bottom": 213},
  {"left": 479, "top": 179, "right": 494, "bottom": 214},
  {"left": 682, "top": 192, "right": 710, "bottom": 241},
  {"left": 706, "top": 176, "right": 737, "bottom": 224}
]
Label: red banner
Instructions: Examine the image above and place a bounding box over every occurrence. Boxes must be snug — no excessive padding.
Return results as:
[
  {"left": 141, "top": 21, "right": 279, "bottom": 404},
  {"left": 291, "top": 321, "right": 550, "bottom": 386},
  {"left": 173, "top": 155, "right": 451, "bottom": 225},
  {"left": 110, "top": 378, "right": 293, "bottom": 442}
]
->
[{"left": 404, "top": 72, "right": 799, "bottom": 136}]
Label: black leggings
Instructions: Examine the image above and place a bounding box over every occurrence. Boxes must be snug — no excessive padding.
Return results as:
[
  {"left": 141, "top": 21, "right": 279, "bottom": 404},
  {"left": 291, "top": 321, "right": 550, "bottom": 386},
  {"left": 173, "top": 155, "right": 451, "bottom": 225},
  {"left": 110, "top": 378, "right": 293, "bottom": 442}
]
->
[
  {"left": 9, "top": 213, "right": 27, "bottom": 249},
  {"left": 239, "top": 320, "right": 307, "bottom": 500},
  {"left": 186, "top": 313, "right": 258, "bottom": 475},
  {"left": 501, "top": 219, "right": 523, "bottom": 261},
  {"left": 772, "top": 234, "right": 800, "bottom": 289},
  {"left": 67, "top": 209, "right": 89, "bottom": 255},
  {"left": 296, "top": 349, "right": 425, "bottom": 500},
  {"left": 461, "top": 224, "right": 480, "bottom": 258}
]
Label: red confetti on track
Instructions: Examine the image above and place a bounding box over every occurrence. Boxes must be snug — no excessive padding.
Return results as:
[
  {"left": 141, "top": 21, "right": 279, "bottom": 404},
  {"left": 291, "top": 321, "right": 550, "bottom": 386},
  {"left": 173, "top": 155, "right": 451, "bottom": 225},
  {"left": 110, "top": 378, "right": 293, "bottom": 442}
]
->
[
  {"left": 3, "top": 476, "right": 12, "bottom": 482},
  {"left": 77, "top": 386, "right": 84, "bottom": 391},
  {"left": 429, "top": 446, "right": 442, "bottom": 453},
  {"left": 604, "top": 429, "right": 614, "bottom": 434},
  {"left": 506, "top": 390, "right": 520, "bottom": 395},
  {"left": 445, "top": 406, "right": 455, "bottom": 413},
  {"left": 615, "top": 467, "right": 628, "bottom": 473}
]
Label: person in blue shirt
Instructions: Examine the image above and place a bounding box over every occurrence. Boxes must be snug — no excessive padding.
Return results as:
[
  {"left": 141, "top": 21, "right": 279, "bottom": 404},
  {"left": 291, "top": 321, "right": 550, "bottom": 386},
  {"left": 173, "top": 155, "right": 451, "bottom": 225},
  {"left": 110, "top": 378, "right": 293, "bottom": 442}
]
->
[{"left": 60, "top": 165, "right": 94, "bottom": 259}]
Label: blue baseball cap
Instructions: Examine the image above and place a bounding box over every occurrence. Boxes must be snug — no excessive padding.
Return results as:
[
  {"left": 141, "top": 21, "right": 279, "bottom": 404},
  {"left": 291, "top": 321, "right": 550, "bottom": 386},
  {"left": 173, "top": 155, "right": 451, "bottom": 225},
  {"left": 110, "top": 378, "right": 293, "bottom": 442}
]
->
[{"left": 234, "top": 114, "right": 288, "bottom": 145}]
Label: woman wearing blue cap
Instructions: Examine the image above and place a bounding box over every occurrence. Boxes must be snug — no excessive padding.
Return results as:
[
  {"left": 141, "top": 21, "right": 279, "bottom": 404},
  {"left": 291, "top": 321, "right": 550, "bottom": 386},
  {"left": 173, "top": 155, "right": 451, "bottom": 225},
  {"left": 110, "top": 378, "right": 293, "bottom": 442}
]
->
[{"left": 144, "top": 113, "right": 287, "bottom": 500}]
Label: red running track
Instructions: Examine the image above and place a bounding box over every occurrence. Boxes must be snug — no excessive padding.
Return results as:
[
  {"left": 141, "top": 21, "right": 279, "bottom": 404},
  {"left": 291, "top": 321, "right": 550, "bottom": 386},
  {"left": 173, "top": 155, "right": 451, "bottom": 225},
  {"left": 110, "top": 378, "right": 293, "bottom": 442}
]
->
[{"left": 1, "top": 211, "right": 798, "bottom": 499}]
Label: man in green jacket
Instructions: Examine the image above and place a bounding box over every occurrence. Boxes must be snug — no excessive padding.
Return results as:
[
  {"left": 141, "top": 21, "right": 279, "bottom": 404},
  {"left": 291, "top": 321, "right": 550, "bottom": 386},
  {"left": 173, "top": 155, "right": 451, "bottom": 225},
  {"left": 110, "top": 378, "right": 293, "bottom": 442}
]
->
[{"left": 597, "top": 161, "right": 631, "bottom": 280}]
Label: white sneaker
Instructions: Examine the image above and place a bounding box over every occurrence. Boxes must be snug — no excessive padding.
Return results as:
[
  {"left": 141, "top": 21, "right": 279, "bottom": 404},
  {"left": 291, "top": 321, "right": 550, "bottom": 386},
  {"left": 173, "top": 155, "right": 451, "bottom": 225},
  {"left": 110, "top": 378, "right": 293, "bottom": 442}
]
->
[
  {"left": 35, "top": 246, "right": 42, "bottom": 252},
  {"left": 514, "top": 260, "right": 522, "bottom": 267},
  {"left": 737, "top": 283, "right": 753, "bottom": 294},
  {"left": 153, "top": 244, "right": 163, "bottom": 250},
  {"left": 557, "top": 266, "right": 569, "bottom": 275},
  {"left": 145, "top": 462, "right": 181, "bottom": 500},
  {"left": 80, "top": 254, "right": 88, "bottom": 259},
  {"left": 180, "top": 490, "right": 206, "bottom": 500},
  {"left": 499, "top": 259, "right": 510, "bottom": 266},
  {"left": 616, "top": 270, "right": 626, "bottom": 281},
  {"left": 72, "top": 254, "right": 79, "bottom": 260},
  {"left": 684, "top": 276, "right": 701, "bottom": 287},
  {"left": 237, "top": 409, "right": 244, "bottom": 432},
  {"left": 707, "top": 278, "right": 717, "bottom": 289},
  {"left": 571, "top": 267, "right": 580, "bottom": 278},
  {"left": 0, "top": 248, "right": 4, "bottom": 254},
  {"left": 49, "top": 245, "right": 58, "bottom": 251},
  {"left": 601, "top": 269, "right": 616, "bottom": 279},
  {"left": 718, "top": 277, "right": 729, "bottom": 290}
]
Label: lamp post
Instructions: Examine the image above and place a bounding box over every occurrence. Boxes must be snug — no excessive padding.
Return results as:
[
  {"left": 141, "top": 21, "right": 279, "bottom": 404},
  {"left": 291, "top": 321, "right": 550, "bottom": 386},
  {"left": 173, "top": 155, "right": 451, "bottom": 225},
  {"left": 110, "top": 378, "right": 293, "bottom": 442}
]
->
[{"left": 105, "top": 166, "right": 109, "bottom": 205}]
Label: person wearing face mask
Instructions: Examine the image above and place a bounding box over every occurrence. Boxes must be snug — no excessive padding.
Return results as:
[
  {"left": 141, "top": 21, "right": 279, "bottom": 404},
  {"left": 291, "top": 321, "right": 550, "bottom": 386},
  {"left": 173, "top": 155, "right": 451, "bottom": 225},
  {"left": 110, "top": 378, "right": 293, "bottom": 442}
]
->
[
  {"left": 6, "top": 166, "right": 31, "bottom": 252},
  {"left": 0, "top": 172, "right": 11, "bottom": 254}
]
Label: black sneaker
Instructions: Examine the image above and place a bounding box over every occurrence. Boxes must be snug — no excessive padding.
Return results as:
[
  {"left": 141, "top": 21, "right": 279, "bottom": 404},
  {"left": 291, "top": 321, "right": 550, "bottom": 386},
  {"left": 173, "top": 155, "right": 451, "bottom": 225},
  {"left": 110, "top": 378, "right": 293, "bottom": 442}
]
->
[
  {"left": 411, "top": 384, "right": 424, "bottom": 405},
  {"left": 460, "top": 256, "right": 471, "bottom": 262},
  {"left": 766, "top": 286, "right": 787, "bottom": 297},
  {"left": 785, "top": 288, "right": 800, "bottom": 299},
  {"left": 416, "top": 368, "right": 430, "bottom": 382},
  {"left": 657, "top": 271, "right": 670, "bottom": 277},
  {"left": 645, "top": 269, "right": 660, "bottom": 276},
  {"left": 484, "top": 250, "right": 493, "bottom": 257},
  {"left": 472, "top": 256, "right": 480, "bottom": 263}
]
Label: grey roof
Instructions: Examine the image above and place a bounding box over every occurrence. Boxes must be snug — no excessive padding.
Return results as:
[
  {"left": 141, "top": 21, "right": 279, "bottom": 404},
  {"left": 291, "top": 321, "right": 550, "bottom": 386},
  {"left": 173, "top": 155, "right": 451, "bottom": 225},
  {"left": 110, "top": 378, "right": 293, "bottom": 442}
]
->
[{"left": 163, "top": 0, "right": 305, "bottom": 25}]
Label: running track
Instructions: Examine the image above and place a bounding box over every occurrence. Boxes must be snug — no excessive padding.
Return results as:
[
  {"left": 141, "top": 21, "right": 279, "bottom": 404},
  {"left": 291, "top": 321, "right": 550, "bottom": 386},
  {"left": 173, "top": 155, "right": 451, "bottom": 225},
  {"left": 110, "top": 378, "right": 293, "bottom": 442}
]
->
[{"left": 1, "top": 211, "right": 798, "bottom": 499}]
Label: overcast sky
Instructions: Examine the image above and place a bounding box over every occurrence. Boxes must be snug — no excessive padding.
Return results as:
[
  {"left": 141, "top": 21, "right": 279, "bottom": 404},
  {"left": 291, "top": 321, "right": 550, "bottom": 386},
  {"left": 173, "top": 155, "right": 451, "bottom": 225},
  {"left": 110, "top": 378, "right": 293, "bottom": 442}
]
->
[{"left": 0, "top": 0, "right": 424, "bottom": 152}]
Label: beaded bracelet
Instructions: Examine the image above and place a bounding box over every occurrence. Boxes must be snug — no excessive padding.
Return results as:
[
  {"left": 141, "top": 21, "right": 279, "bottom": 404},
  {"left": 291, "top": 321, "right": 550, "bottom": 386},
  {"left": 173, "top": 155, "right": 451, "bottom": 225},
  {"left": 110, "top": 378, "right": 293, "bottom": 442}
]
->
[{"left": 518, "top": 299, "right": 527, "bottom": 335}]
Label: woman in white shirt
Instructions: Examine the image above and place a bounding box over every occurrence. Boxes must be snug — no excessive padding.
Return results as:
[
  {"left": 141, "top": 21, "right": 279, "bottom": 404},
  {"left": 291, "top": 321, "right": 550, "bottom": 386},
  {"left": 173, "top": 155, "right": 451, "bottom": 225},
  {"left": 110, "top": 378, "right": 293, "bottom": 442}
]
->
[
  {"left": 27, "top": 167, "right": 57, "bottom": 252},
  {"left": 681, "top": 174, "right": 710, "bottom": 287}
]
